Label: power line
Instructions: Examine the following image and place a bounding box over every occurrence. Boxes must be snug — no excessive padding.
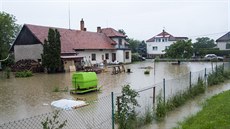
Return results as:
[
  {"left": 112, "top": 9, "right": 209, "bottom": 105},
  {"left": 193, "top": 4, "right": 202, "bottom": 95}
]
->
[{"left": 187, "top": 31, "right": 229, "bottom": 38}]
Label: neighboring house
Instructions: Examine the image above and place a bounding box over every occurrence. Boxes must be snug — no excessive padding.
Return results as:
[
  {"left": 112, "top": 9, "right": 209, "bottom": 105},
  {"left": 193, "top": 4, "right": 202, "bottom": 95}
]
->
[
  {"left": 146, "top": 30, "right": 188, "bottom": 58},
  {"left": 10, "top": 19, "right": 131, "bottom": 72},
  {"left": 216, "top": 32, "right": 230, "bottom": 50}
]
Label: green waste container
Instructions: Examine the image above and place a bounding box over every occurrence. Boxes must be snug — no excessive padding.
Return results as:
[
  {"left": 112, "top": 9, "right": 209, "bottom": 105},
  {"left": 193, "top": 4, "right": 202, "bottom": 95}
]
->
[{"left": 72, "top": 72, "right": 98, "bottom": 90}]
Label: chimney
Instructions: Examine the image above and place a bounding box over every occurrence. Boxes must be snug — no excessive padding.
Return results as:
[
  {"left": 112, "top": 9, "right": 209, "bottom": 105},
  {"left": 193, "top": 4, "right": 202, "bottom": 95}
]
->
[
  {"left": 97, "top": 26, "right": 101, "bottom": 33},
  {"left": 163, "top": 29, "right": 165, "bottom": 37},
  {"left": 84, "top": 28, "right": 87, "bottom": 31},
  {"left": 80, "top": 18, "right": 84, "bottom": 31}
]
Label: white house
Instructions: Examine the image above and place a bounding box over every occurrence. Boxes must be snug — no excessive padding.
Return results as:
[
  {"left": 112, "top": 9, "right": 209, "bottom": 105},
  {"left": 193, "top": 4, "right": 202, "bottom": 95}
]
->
[
  {"left": 146, "top": 30, "right": 188, "bottom": 58},
  {"left": 216, "top": 32, "right": 230, "bottom": 50},
  {"left": 10, "top": 19, "right": 131, "bottom": 72}
]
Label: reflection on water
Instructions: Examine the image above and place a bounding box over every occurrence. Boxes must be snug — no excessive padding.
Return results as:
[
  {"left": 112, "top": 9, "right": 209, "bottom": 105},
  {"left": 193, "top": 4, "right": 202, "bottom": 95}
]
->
[{"left": 0, "top": 60, "right": 226, "bottom": 124}]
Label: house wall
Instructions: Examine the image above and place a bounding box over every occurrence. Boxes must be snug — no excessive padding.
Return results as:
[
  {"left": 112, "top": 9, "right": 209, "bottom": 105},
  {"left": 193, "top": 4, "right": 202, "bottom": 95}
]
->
[
  {"left": 112, "top": 38, "right": 128, "bottom": 49},
  {"left": 76, "top": 49, "right": 131, "bottom": 65},
  {"left": 116, "top": 50, "right": 131, "bottom": 63},
  {"left": 146, "top": 41, "right": 173, "bottom": 57},
  {"left": 217, "top": 42, "right": 227, "bottom": 50},
  {"left": 76, "top": 50, "right": 115, "bottom": 65},
  {"left": 63, "top": 60, "right": 75, "bottom": 72},
  {"left": 14, "top": 44, "right": 43, "bottom": 62}
]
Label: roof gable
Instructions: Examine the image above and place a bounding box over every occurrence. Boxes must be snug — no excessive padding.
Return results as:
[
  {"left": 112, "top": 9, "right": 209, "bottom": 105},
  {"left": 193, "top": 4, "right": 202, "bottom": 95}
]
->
[
  {"left": 216, "top": 32, "right": 230, "bottom": 42},
  {"left": 10, "top": 25, "right": 41, "bottom": 51}
]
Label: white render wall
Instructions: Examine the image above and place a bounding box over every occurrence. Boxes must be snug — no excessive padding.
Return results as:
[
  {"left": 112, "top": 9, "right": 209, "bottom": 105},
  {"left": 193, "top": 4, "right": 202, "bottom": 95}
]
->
[
  {"left": 217, "top": 42, "right": 227, "bottom": 50},
  {"left": 116, "top": 50, "right": 131, "bottom": 63},
  {"left": 14, "top": 44, "right": 43, "bottom": 61},
  {"left": 76, "top": 50, "right": 115, "bottom": 65},
  {"left": 76, "top": 49, "right": 131, "bottom": 65},
  {"left": 112, "top": 38, "right": 127, "bottom": 49},
  {"left": 147, "top": 41, "right": 174, "bottom": 55}
]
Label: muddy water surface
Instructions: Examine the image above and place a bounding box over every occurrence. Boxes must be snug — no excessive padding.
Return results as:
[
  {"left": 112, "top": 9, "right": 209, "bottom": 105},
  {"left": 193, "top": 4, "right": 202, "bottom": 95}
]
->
[{"left": 0, "top": 60, "right": 225, "bottom": 125}]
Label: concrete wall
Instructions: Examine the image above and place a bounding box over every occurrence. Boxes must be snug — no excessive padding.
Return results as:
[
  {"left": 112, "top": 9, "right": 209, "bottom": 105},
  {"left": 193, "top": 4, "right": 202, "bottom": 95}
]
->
[{"left": 14, "top": 44, "right": 43, "bottom": 61}]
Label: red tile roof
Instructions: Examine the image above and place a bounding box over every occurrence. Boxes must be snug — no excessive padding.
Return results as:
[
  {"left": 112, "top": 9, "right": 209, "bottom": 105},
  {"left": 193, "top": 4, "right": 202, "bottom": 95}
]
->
[
  {"left": 146, "top": 30, "right": 188, "bottom": 42},
  {"left": 25, "top": 24, "right": 116, "bottom": 53},
  {"left": 101, "top": 28, "right": 126, "bottom": 38}
]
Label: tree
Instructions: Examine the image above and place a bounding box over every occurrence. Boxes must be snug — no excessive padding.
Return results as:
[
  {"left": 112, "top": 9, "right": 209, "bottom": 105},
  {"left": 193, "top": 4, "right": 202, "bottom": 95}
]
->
[
  {"left": 42, "top": 28, "right": 62, "bottom": 73},
  {"left": 193, "top": 37, "right": 216, "bottom": 56},
  {"left": 0, "top": 12, "right": 20, "bottom": 67},
  {"left": 137, "top": 40, "right": 147, "bottom": 57},
  {"left": 117, "top": 84, "right": 139, "bottom": 129},
  {"left": 127, "top": 38, "right": 141, "bottom": 53},
  {"left": 165, "top": 39, "right": 193, "bottom": 59},
  {"left": 118, "top": 29, "right": 126, "bottom": 36}
]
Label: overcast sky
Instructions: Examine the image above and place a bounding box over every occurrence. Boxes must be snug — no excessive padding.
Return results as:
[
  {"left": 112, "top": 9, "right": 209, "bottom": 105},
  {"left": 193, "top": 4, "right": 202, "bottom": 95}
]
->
[{"left": 1, "top": 0, "right": 229, "bottom": 41}]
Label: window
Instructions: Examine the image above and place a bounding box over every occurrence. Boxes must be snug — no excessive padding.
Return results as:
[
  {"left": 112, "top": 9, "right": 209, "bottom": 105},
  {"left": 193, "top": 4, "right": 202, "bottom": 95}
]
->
[
  {"left": 226, "top": 43, "right": 230, "bottom": 49},
  {"left": 105, "top": 53, "right": 109, "bottom": 59},
  {"left": 152, "top": 46, "right": 158, "bottom": 51},
  {"left": 119, "top": 38, "right": 122, "bottom": 45},
  {"left": 92, "top": 53, "right": 96, "bottom": 61},
  {"left": 126, "top": 52, "right": 129, "bottom": 59},
  {"left": 162, "top": 38, "right": 165, "bottom": 42},
  {"left": 155, "top": 38, "right": 161, "bottom": 42}
]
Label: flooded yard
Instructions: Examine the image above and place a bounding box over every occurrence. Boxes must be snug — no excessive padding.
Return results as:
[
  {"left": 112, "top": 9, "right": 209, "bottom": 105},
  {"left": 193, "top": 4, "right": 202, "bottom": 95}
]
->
[{"left": 0, "top": 60, "right": 226, "bottom": 125}]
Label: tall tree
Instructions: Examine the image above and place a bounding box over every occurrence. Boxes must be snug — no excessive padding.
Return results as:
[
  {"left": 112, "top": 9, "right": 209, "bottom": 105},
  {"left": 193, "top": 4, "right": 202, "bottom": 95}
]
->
[
  {"left": 0, "top": 12, "right": 20, "bottom": 61},
  {"left": 137, "top": 40, "right": 147, "bottom": 57},
  {"left": 165, "top": 39, "right": 193, "bottom": 59},
  {"left": 193, "top": 37, "right": 216, "bottom": 56},
  {"left": 42, "top": 28, "right": 62, "bottom": 73}
]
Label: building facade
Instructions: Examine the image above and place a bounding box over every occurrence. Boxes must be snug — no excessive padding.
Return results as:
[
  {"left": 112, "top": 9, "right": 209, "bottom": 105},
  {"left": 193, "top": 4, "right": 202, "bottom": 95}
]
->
[
  {"left": 146, "top": 30, "right": 188, "bottom": 58},
  {"left": 11, "top": 19, "right": 131, "bottom": 72},
  {"left": 216, "top": 32, "right": 230, "bottom": 50}
]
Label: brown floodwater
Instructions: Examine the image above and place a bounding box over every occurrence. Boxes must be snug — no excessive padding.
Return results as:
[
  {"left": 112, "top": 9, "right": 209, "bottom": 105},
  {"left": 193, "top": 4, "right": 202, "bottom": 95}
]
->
[{"left": 0, "top": 60, "right": 226, "bottom": 125}]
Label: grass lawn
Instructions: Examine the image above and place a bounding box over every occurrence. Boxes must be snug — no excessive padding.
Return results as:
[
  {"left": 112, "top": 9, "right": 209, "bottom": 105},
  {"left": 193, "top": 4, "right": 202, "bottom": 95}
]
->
[{"left": 174, "top": 90, "right": 230, "bottom": 129}]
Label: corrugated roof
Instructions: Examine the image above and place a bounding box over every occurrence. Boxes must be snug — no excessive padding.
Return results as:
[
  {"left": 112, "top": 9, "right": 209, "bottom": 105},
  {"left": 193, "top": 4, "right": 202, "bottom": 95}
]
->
[
  {"left": 25, "top": 24, "right": 116, "bottom": 53},
  {"left": 216, "top": 32, "right": 230, "bottom": 42}
]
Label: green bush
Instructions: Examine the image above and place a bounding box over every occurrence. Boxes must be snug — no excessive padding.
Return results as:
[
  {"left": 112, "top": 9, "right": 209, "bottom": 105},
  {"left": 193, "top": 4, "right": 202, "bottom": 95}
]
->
[
  {"left": 207, "top": 65, "right": 229, "bottom": 86},
  {"left": 131, "top": 53, "right": 142, "bottom": 62},
  {"left": 4, "top": 67, "right": 11, "bottom": 79},
  {"left": 15, "top": 70, "right": 33, "bottom": 78}
]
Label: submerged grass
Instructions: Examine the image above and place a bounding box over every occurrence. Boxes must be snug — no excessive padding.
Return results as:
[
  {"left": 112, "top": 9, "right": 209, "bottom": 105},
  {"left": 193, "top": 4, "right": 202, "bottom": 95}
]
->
[
  {"left": 174, "top": 90, "right": 230, "bottom": 129},
  {"left": 156, "top": 76, "right": 205, "bottom": 120}
]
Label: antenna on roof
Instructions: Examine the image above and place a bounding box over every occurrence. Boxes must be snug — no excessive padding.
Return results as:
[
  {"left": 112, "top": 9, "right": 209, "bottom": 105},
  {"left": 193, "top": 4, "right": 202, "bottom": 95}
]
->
[{"left": 68, "top": 0, "right": 71, "bottom": 29}]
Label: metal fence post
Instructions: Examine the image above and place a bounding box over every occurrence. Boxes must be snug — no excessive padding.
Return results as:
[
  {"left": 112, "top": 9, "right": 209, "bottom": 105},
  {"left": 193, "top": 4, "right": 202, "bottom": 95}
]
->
[
  {"left": 189, "top": 71, "right": 191, "bottom": 90},
  {"left": 205, "top": 68, "right": 207, "bottom": 77},
  {"left": 111, "top": 92, "right": 114, "bottom": 129},
  {"left": 153, "top": 87, "right": 155, "bottom": 104},
  {"left": 163, "top": 78, "right": 165, "bottom": 104}
]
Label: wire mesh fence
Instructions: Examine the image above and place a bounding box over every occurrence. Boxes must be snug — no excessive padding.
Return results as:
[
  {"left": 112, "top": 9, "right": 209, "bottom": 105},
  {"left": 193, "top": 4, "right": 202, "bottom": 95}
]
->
[
  {"left": 0, "top": 95, "right": 112, "bottom": 129},
  {"left": 1, "top": 62, "right": 229, "bottom": 129}
]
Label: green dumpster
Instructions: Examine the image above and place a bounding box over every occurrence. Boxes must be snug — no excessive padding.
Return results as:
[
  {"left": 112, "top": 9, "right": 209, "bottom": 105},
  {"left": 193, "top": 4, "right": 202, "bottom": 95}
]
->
[{"left": 71, "top": 72, "right": 99, "bottom": 93}]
